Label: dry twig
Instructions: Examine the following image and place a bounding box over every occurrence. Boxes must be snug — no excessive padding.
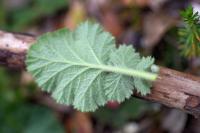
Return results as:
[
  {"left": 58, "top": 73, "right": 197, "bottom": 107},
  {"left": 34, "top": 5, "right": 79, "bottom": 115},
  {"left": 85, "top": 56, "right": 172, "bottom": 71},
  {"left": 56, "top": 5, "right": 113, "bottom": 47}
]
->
[{"left": 0, "top": 30, "right": 200, "bottom": 117}]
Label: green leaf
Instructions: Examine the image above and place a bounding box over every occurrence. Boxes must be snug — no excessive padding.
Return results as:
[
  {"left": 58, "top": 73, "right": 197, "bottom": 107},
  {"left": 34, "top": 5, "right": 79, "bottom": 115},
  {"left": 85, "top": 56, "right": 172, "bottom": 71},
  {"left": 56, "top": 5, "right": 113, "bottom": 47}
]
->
[
  {"left": 0, "top": 103, "right": 64, "bottom": 133},
  {"left": 27, "top": 21, "right": 114, "bottom": 111},
  {"left": 26, "top": 21, "right": 157, "bottom": 112},
  {"left": 134, "top": 57, "right": 154, "bottom": 95},
  {"left": 105, "top": 45, "right": 140, "bottom": 102},
  {"left": 24, "top": 105, "right": 64, "bottom": 133}
]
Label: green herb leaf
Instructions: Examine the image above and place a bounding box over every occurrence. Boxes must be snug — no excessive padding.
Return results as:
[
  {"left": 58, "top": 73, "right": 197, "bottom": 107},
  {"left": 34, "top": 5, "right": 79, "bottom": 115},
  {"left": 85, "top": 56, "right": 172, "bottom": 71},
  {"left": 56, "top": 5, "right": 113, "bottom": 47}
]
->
[
  {"left": 134, "top": 57, "right": 154, "bottom": 95},
  {"left": 26, "top": 21, "right": 157, "bottom": 112},
  {"left": 105, "top": 45, "right": 140, "bottom": 102}
]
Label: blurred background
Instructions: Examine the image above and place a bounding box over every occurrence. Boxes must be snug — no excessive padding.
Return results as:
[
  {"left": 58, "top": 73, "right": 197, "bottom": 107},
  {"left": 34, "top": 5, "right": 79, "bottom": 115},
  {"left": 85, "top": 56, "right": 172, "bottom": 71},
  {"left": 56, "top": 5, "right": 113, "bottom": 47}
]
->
[{"left": 0, "top": 0, "right": 200, "bottom": 133}]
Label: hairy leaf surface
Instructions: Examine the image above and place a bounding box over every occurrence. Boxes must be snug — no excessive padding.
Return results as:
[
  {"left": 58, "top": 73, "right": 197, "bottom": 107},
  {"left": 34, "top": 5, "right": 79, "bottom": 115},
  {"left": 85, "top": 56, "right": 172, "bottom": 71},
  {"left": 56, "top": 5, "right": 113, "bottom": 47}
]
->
[
  {"left": 26, "top": 21, "right": 157, "bottom": 112},
  {"left": 134, "top": 57, "right": 154, "bottom": 95},
  {"left": 105, "top": 45, "right": 140, "bottom": 102}
]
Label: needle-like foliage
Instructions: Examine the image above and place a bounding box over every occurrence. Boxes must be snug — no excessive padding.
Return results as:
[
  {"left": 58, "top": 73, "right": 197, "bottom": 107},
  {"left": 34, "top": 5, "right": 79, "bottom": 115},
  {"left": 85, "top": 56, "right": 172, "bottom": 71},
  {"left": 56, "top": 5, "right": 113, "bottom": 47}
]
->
[{"left": 179, "top": 6, "right": 200, "bottom": 57}]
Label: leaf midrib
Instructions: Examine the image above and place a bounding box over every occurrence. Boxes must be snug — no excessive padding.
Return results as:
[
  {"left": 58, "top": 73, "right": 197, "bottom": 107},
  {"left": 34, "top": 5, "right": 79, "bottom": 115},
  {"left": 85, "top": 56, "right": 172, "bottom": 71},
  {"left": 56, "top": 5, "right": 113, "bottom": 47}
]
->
[{"left": 33, "top": 56, "right": 157, "bottom": 81}]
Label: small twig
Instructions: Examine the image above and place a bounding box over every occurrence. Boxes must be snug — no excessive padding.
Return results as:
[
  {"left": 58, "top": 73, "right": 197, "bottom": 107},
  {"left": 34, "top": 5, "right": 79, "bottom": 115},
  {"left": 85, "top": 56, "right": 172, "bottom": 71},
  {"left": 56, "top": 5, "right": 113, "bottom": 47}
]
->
[{"left": 0, "top": 30, "right": 200, "bottom": 117}]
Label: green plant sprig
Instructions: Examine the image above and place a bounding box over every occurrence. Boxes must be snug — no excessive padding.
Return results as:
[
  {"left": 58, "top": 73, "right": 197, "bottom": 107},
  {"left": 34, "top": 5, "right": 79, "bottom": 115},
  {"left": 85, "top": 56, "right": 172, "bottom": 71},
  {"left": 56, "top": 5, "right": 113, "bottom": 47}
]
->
[{"left": 179, "top": 5, "right": 200, "bottom": 58}]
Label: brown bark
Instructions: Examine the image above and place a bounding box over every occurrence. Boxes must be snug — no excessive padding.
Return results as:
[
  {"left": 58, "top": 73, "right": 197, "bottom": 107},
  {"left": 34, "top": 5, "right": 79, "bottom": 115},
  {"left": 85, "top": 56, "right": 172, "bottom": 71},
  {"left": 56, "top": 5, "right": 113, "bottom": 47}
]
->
[
  {"left": 139, "top": 67, "right": 200, "bottom": 117},
  {"left": 0, "top": 30, "right": 34, "bottom": 69},
  {"left": 1, "top": 30, "right": 200, "bottom": 117}
]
